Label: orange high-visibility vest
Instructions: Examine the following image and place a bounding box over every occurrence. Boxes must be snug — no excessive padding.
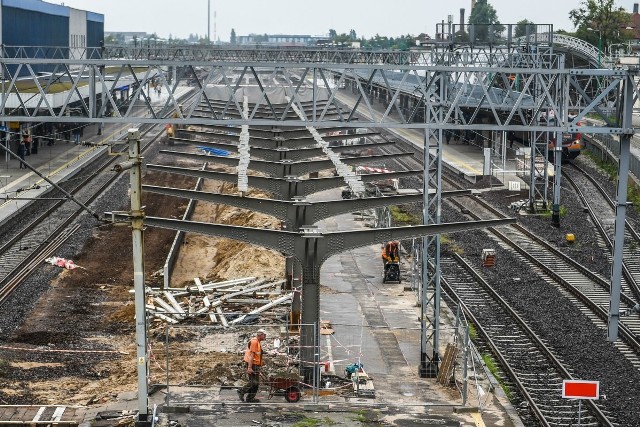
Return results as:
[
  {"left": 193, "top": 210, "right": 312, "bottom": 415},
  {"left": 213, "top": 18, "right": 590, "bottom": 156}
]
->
[{"left": 243, "top": 337, "right": 263, "bottom": 366}]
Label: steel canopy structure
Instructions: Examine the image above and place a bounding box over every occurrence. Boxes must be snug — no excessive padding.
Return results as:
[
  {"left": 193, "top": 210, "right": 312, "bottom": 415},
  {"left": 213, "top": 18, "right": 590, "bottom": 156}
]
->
[{"left": 2, "top": 26, "right": 637, "bottom": 421}]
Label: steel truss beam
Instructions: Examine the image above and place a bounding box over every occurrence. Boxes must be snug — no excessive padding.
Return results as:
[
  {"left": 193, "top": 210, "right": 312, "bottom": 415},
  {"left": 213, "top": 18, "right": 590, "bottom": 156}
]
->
[
  {"left": 0, "top": 56, "right": 634, "bottom": 134},
  {"left": 159, "top": 150, "right": 413, "bottom": 178},
  {"left": 142, "top": 185, "right": 470, "bottom": 230}
]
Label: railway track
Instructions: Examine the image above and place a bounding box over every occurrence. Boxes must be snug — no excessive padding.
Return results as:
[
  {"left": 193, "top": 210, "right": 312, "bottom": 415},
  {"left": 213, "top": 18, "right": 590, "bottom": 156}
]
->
[
  {"left": 0, "top": 88, "right": 198, "bottom": 306},
  {"left": 564, "top": 163, "right": 640, "bottom": 302},
  {"left": 441, "top": 254, "right": 611, "bottom": 426}
]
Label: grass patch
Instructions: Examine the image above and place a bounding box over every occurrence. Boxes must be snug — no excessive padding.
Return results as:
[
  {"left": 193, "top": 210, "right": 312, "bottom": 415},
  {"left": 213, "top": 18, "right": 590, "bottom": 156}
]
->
[
  {"left": 468, "top": 323, "right": 478, "bottom": 341},
  {"left": 540, "top": 205, "right": 568, "bottom": 219},
  {"left": 584, "top": 151, "right": 640, "bottom": 214},
  {"left": 482, "top": 354, "right": 512, "bottom": 400},
  {"left": 292, "top": 417, "right": 323, "bottom": 427},
  {"left": 441, "top": 234, "right": 464, "bottom": 254},
  {"left": 389, "top": 206, "right": 421, "bottom": 225}
]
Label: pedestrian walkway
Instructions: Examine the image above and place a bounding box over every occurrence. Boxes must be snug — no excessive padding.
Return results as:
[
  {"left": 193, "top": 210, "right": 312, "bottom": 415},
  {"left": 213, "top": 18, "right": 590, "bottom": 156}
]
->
[{"left": 0, "top": 85, "right": 193, "bottom": 226}]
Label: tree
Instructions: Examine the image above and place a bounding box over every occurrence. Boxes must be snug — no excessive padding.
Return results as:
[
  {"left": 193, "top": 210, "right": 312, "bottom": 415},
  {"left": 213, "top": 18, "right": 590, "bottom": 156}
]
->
[
  {"left": 515, "top": 19, "right": 536, "bottom": 38},
  {"left": 468, "top": 0, "right": 504, "bottom": 42},
  {"left": 329, "top": 29, "right": 337, "bottom": 39},
  {"left": 349, "top": 29, "right": 357, "bottom": 40},
  {"left": 230, "top": 28, "right": 237, "bottom": 44},
  {"left": 569, "top": 0, "right": 631, "bottom": 51}
]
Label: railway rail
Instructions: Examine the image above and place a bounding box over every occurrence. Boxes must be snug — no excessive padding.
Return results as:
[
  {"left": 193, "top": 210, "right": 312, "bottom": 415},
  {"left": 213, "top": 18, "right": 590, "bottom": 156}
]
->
[
  {"left": 441, "top": 254, "right": 611, "bottom": 426},
  {"left": 0, "top": 88, "right": 198, "bottom": 307},
  {"left": 564, "top": 163, "right": 640, "bottom": 302}
]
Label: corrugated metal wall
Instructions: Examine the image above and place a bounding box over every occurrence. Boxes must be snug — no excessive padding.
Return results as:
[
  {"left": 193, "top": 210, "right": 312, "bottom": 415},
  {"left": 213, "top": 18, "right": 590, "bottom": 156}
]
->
[
  {"left": 87, "top": 20, "right": 105, "bottom": 49},
  {"left": 3, "top": 5, "right": 68, "bottom": 75},
  {"left": 3, "top": 6, "right": 68, "bottom": 49}
]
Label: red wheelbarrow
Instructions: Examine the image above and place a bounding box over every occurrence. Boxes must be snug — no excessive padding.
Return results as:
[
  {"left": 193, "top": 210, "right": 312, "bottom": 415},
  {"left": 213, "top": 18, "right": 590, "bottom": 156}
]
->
[{"left": 264, "top": 375, "right": 302, "bottom": 402}]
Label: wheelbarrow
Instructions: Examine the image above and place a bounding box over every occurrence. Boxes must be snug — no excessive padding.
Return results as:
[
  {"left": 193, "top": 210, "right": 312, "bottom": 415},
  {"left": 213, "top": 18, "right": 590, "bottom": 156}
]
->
[{"left": 264, "top": 375, "right": 302, "bottom": 402}]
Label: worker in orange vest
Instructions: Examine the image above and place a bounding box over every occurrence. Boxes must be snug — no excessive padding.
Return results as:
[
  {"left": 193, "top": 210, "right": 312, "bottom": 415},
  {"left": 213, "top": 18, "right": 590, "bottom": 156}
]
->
[
  {"left": 238, "top": 328, "right": 267, "bottom": 403},
  {"left": 382, "top": 241, "right": 399, "bottom": 264}
]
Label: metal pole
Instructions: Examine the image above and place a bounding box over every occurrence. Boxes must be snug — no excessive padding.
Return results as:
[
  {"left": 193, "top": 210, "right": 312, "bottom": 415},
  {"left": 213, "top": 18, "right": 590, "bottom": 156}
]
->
[
  {"left": 552, "top": 56, "right": 566, "bottom": 227},
  {"left": 462, "top": 325, "right": 469, "bottom": 405},
  {"left": 127, "top": 128, "right": 150, "bottom": 425},
  {"left": 608, "top": 75, "right": 633, "bottom": 341},
  {"left": 578, "top": 399, "right": 582, "bottom": 426},
  {"left": 313, "top": 321, "right": 319, "bottom": 403}
]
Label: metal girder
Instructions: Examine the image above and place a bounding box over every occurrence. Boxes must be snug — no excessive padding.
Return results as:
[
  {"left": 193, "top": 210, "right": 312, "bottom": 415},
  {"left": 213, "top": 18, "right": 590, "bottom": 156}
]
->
[
  {"left": 142, "top": 185, "right": 471, "bottom": 230},
  {"left": 175, "top": 130, "right": 382, "bottom": 153},
  {"left": 146, "top": 164, "right": 422, "bottom": 199},
  {"left": 0, "top": 55, "right": 635, "bottom": 133},
  {"left": 173, "top": 137, "right": 390, "bottom": 161},
  {"left": 160, "top": 149, "right": 414, "bottom": 178}
]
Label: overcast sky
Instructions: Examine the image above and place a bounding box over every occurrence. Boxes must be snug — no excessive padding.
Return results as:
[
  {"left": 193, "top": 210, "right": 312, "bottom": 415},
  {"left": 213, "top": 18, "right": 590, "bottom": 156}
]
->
[{"left": 58, "top": 0, "right": 635, "bottom": 41}]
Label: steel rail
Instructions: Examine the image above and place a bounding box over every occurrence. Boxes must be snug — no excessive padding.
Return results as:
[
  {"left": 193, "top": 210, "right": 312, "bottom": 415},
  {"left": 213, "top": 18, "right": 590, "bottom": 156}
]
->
[
  {"left": 563, "top": 168, "right": 640, "bottom": 302},
  {"left": 443, "top": 254, "right": 613, "bottom": 426},
  {"left": 0, "top": 89, "right": 199, "bottom": 304}
]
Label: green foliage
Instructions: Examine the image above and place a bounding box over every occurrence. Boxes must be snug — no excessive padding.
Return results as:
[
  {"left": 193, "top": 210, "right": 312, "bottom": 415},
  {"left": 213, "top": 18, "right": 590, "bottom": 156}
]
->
[
  {"left": 292, "top": 418, "right": 323, "bottom": 427},
  {"left": 584, "top": 150, "right": 640, "bottom": 213},
  {"left": 468, "top": 323, "right": 478, "bottom": 341},
  {"left": 441, "top": 234, "right": 465, "bottom": 254},
  {"left": 468, "top": 0, "right": 504, "bottom": 42},
  {"left": 569, "top": 0, "right": 632, "bottom": 52},
  {"left": 540, "top": 205, "right": 568, "bottom": 218},
  {"left": 482, "top": 354, "right": 512, "bottom": 399},
  {"left": 389, "top": 206, "right": 421, "bottom": 225},
  {"left": 515, "top": 19, "right": 536, "bottom": 38}
]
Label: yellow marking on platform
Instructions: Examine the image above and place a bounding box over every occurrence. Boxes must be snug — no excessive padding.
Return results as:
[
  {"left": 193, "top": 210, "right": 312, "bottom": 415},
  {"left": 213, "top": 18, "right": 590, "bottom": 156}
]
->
[
  {"left": 471, "top": 412, "right": 485, "bottom": 427},
  {"left": 32, "top": 123, "right": 131, "bottom": 186}
]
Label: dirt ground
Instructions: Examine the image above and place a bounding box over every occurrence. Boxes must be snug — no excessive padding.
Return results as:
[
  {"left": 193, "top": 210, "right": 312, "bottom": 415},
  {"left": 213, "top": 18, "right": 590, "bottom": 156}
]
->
[{"left": 0, "top": 158, "right": 287, "bottom": 406}]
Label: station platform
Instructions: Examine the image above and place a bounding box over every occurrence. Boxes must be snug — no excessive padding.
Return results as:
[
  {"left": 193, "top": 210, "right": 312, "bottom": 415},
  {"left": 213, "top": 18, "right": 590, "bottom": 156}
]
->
[
  {"left": 0, "top": 87, "right": 193, "bottom": 227},
  {"left": 0, "top": 123, "right": 119, "bottom": 226}
]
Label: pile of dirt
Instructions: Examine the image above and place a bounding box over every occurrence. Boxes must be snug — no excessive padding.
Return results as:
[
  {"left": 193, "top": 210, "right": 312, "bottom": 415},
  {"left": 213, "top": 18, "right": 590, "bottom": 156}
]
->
[{"left": 0, "top": 153, "right": 292, "bottom": 406}]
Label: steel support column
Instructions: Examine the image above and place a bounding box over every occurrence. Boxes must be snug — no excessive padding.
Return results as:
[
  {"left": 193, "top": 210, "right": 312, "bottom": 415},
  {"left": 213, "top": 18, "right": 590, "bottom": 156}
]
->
[
  {"left": 552, "top": 57, "right": 567, "bottom": 227},
  {"left": 608, "top": 75, "right": 634, "bottom": 341},
  {"left": 420, "top": 69, "right": 444, "bottom": 378},
  {"left": 126, "top": 129, "right": 150, "bottom": 426}
]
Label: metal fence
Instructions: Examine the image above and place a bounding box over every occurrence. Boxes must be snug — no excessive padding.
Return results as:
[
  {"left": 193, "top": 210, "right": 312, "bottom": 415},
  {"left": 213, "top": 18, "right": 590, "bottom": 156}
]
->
[
  {"left": 151, "top": 322, "right": 320, "bottom": 406},
  {"left": 583, "top": 134, "right": 640, "bottom": 185}
]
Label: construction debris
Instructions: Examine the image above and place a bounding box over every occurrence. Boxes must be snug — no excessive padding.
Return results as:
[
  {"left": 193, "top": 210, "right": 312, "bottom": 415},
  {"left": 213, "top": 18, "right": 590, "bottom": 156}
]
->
[
  {"left": 45, "top": 256, "right": 83, "bottom": 270},
  {"left": 143, "top": 276, "right": 292, "bottom": 325}
]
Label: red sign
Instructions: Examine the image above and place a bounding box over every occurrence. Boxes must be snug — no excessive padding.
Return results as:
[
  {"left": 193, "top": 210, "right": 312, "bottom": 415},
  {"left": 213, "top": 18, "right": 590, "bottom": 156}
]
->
[{"left": 562, "top": 380, "right": 599, "bottom": 400}]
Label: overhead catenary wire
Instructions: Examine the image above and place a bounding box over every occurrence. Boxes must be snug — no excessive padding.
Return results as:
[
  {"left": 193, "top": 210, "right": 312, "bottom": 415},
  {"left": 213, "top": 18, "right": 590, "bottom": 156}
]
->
[{"left": 0, "top": 141, "right": 103, "bottom": 221}]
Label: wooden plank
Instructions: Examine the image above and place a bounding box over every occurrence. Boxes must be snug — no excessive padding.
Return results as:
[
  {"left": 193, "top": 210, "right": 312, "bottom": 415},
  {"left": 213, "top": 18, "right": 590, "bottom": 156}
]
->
[
  {"left": 437, "top": 343, "right": 458, "bottom": 385},
  {"left": 51, "top": 406, "right": 66, "bottom": 422},
  {"left": 21, "top": 407, "right": 41, "bottom": 421},
  {"left": 0, "top": 407, "right": 18, "bottom": 420},
  {"left": 215, "top": 306, "right": 228, "bottom": 327},
  {"left": 32, "top": 406, "right": 47, "bottom": 422},
  {"left": 8, "top": 406, "right": 29, "bottom": 421}
]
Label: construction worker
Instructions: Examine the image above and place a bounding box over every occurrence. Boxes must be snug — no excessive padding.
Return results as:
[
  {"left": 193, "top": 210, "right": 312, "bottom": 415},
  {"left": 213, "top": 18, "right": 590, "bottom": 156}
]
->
[
  {"left": 238, "top": 328, "right": 267, "bottom": 402},
  {"left": 382, "top": 241, "right": 400, "bottom": 266}
]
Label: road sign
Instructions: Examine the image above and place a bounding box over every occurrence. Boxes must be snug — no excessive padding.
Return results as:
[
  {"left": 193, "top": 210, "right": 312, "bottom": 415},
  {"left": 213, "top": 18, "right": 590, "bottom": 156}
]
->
[{"left": 562, "top": 380, "right": 599, "bottom": 400}]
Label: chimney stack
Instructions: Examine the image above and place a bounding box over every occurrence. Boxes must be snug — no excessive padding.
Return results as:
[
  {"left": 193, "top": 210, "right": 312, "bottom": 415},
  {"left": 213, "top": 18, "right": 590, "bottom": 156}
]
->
[
  {"left": 460, "top": 8, "right": 465, "bottom": 28},
  {"left": 634, "top": 3, "right": 639, "bottom": 14}
]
